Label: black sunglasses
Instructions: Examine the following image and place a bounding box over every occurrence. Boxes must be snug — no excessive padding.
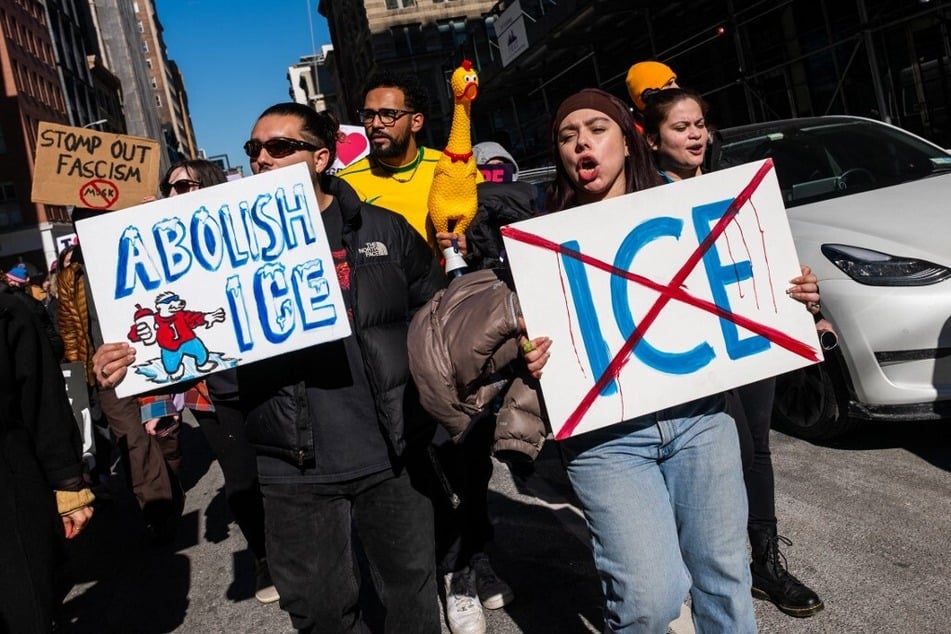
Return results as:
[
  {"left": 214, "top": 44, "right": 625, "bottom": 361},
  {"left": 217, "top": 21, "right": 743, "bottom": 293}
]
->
[
  {"left": 166, "top": 179, "right": 201, "bottom": 195},
  {"left": 243, "top": 137, "right": 319, "bottom": 159},
  {"left": 355, "top": 108, "right": 415, "bottom": 126}
]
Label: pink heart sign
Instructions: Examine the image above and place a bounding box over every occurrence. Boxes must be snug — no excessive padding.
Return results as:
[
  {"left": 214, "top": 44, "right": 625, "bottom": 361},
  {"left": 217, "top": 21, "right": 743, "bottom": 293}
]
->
[{"left": 336, "top": 132, "right": 368, "bottom": 167}]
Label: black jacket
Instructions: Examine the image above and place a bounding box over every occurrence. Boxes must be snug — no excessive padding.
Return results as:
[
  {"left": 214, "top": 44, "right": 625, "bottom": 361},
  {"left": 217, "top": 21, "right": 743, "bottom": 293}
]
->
[
  {"left": 0, "top": 293, "right": 83, "bottom": 493},
  {"left": 465, "top": 180, "right": 540, "bottom": 271},
  {"left": 240, "top": 176, "right": 447, "bottom": 466}
]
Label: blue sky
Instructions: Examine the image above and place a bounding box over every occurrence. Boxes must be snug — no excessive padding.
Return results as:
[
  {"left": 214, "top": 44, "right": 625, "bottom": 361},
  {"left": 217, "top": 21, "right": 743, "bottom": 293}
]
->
[{"left": 155, "top": 0, "right": 331, "bottom": 173}]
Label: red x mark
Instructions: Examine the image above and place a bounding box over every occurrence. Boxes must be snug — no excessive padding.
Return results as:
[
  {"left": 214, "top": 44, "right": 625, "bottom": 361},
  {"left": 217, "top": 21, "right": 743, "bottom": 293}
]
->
[{"left": 501, "top": 160, "right": 819, "bottom": 439}]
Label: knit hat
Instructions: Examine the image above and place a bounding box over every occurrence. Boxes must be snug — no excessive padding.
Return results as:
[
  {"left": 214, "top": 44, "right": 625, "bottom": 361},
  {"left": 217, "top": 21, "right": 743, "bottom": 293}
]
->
[
  {"left": 473, "top": 141, "right": 519, "bottom": 174},
  {"left": 551, "top": 89, "right": 634, "bottom": 144},
  {"left": 5, "top": 264, "right": 28, "bottom": 285},
  {"left": 626, "top": 61, "right": 677, "bottom": 111}
]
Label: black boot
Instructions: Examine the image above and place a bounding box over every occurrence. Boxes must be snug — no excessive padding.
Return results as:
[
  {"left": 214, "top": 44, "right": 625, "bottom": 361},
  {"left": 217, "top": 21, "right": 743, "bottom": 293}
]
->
[{"left": 749, "top": 527, "right": 824, "bottom": 618}]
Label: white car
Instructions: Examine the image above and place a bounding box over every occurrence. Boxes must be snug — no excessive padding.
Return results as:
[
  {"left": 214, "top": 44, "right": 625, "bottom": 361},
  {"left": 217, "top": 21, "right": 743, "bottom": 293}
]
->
[{"left": 710, "top": 115, "right": 951, "bottom": 439}]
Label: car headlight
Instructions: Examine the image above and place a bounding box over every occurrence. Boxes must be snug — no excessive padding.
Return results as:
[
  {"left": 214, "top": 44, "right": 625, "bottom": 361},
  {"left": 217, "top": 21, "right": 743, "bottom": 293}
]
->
[{"left": 821, "top": 243, "right": 951, "bottom": 286}]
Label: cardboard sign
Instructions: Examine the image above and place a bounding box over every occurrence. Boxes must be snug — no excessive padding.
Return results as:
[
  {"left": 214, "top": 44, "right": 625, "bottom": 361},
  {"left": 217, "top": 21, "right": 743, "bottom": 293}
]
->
[
  {"left": 501, "top": 160, "right": 822, "bottom": 439},
  {"left": 31, "top": 122, "right": 161, "bottom": 211},
  {"left": 327, "top": 124, "right": 369, "bottom": 174},
  {"left": 75, "top": 162, "right": 351, "bottom": 397}
]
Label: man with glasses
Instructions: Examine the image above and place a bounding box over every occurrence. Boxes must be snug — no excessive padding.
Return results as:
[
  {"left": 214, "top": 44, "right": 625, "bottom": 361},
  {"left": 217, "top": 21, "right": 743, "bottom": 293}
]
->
[
  {"left": 239, "top": 102, "right": 445, "bottom": 632},
  {"left": 338, "top": 72, "right": 445, "bottom": 245}
]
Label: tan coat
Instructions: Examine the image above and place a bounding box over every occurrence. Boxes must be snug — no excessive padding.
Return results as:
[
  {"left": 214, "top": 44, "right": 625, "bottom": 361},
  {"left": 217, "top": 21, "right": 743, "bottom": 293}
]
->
[{"left": 57, "top": 262, "right": 95, "bottom": 385}]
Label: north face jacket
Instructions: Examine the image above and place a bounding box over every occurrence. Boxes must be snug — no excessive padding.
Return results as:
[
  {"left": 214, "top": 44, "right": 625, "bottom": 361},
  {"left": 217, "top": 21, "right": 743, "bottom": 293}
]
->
[
  {"left": 407, "top": 269, "right": 548, "bottom": 461},
  {"left": 240, "top": 176, "right": 447, "bottom": 466}
]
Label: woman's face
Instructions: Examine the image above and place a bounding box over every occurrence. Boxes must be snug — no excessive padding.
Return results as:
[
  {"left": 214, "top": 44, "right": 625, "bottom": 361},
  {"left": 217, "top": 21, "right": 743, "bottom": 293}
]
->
[
  {"left": 166, "top": 166, "right": 200, "bottom": 197},
  {"left": 556, "top": 108, "right": 629, "bottom": 204},
  {"left": 649, "top": 97, "right": 708, "bottom": 180}
]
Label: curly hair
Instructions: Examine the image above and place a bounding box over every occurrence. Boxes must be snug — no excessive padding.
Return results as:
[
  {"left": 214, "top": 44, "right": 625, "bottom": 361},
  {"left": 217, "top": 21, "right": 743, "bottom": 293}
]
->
[{"left": 363, "top": 71, "right": 430, "bottom": 119}]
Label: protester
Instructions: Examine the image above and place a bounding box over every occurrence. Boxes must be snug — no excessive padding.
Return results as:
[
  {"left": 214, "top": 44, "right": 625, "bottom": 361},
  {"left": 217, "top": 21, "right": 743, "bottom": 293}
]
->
[
  {"left": 59, "top": 210, "right": 184, "bottom": 543},
  {"left": 0, "top": 291, "right": 95, "bottom": 633},
  {"left": 545, "top": 88, "right": 756, "bottom": 633},
  {"left": 643, "top": 86, "right": 826, "bottom": 618},
  {"left": 3, "top": 262, "right": 64, "bottom": 361},
  {"left": 341, "top": 73, "right": 513, "bottom": 634},
  {"left": 134, "top": 159, "right": 276, "bottom": 601}
]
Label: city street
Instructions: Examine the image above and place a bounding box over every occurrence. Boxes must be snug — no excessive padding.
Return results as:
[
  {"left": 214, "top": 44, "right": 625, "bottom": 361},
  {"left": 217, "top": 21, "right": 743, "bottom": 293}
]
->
[{"left": 61, "top": 416, "right": 950, "bottom": 633}]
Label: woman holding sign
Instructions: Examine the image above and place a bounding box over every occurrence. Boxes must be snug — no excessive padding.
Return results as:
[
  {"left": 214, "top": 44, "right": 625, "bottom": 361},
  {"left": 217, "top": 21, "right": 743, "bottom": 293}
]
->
[
  {"left": 643, "top": 88, "right": 827, "bottom": 619},
  {"left": 545, "top": 88, "right": 757, "bottom": 633}
]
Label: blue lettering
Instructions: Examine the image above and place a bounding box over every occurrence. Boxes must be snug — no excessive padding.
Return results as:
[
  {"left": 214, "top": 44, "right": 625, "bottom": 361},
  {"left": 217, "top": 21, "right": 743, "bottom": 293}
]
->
[
  {"left": 292, "top": 258, "right": 336, "bottom": 329},
  {"left": 218, "top": 204, "right": 251, "bottom": 268},
  {"left": 611, "top": 217, "right": 714, "bottom": 374},
  {"left": 560, "top": 240, "right": 617, "bottom": 396},
  {"left": 692, "top": 199, "right": 769, "bottom": 360},
  {"left": 278, "top": 184, "right": 317, "bottom": 250},
  {"left": 254, "top": 263, "right": 294, "bottom": 343},
  {"left": 226, "top": 275, "right": 254, "bottom": 352},
  {"left": 191, "top": 206, "right": 224, "bottom": 271},
  {"left": 114, "top": 225, "right": 162, "bottom": 299},
  {"left": 152, "top": 218, "right": 191, "bottom": 282},
  {"left": 249, "top": 193, "right": 284, "bottom": 261}
]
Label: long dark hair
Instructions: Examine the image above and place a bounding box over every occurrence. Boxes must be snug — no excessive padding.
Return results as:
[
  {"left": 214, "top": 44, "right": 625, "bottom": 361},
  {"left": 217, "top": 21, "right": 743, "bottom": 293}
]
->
[
  {"left": 546, "top": 91, "right": 662, "bottom": 212},
  {"left": 255, "top": 102, "right": 340, "bottom": 190},
  {"left": 160, "top": 158, "right": 227, "bottom": 197}
]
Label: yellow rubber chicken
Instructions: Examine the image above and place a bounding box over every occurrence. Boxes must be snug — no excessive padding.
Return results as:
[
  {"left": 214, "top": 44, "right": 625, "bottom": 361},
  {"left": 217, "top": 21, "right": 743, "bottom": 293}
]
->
[{"left": 428, "top": 60, "right": 479, "bottom": 239}]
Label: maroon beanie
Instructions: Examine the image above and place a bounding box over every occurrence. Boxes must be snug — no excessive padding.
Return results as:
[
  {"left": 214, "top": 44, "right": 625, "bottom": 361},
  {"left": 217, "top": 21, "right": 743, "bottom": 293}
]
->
[{"left": 551, "top": 88, "right": 634, "bottom": 144}]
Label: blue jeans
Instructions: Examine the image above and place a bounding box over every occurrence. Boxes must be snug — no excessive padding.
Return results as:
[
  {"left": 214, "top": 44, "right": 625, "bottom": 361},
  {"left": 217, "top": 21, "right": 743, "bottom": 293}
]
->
[
  {"left": 262, "top": 465, "right": 440, "bottom": 633},
  {"left": 561, "top": 396, "right": 755, "bottom": 634}
]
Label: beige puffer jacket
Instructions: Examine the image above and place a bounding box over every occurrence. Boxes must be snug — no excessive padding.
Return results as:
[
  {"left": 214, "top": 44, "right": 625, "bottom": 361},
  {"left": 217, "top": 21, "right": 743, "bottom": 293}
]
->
[{"left": 407, "top": 269, "right": 548, "bottom": 460}]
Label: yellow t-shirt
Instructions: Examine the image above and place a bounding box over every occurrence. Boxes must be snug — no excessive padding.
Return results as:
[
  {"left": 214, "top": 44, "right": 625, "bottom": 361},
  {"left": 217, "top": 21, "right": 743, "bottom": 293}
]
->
[{"left": 338, "top": 147, "right": 440, "bottom": 241}]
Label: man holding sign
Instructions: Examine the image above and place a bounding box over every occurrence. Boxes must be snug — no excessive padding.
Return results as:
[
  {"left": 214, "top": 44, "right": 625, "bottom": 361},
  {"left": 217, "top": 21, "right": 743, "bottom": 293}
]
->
[{"left": 96, "top": 103, "right": 446, "bottom": 633}]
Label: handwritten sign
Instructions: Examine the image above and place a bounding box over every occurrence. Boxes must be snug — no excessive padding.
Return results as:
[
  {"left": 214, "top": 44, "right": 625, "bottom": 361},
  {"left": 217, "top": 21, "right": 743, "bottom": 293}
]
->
[
  {"left": 31, "top": 122, "right": 160, "bottom": 210},
  {"left": 501, "top": 160, "right": 821, "bottom": 439},
  {"left": 75, "top": 162, "right": 351, "bottom": 398}
]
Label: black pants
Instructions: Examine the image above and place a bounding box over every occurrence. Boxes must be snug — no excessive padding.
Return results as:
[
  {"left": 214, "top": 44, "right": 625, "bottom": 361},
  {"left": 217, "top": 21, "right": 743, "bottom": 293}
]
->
[
  {"left": 262, "top": 465, "right": 439, "bottom": 633},
  {"left": 0, "top": 447, "right": 64, "bottom": 634},
  {"left": 432, "top": 415, "right": 495, "bottom": 573},
  {"left": 728, "top": 377, "right": 777, "bottom": 533},
  {"left": 193, "top": 401, "right": 266, "bottom": 559},
  {"left": 99, "top": 386, "right": 182, "bottom": 526}
]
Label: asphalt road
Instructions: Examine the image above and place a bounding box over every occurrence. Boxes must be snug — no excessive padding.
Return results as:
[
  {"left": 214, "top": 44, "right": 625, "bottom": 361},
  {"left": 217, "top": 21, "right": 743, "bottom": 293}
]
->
[{"left": 60, "top": 416, "right": 950, "bottom": 633}]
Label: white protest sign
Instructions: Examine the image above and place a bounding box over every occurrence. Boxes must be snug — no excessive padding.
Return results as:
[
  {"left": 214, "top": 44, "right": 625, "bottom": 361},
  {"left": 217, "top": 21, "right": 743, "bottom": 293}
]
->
[
  {"left": 501, "top": 159, "right": 821, "bottom": 440},
  {"left": 75, "top": 162, "right": 351, "bottom": 398},
  {"left": 328, "top": 124, "right": 369, "bottom": 174}
]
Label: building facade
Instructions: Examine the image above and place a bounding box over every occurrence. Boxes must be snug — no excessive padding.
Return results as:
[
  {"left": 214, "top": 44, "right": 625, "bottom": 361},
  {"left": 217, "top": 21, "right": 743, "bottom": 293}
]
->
[
  {"left": 319, "top": 0, "right": 500, "bottom": 148},
  {"left": 288, "top": 44, "right": 339, "bottom": 114},
  {"left": 322, "top": 0, "right": 951, "bottom": 169},
  {"left": 0, "top": 0, "right": 72, "bottom": 269},
  {"left": 136, "top": 0, "right": 196, "bottom": 163}
]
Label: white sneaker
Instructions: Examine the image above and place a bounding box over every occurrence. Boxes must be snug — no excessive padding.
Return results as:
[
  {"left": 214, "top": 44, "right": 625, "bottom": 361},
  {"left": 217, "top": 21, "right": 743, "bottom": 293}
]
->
[
  {"left": 470, "top": 553, "right": 514, "bottom": 610},
  {"left": 444, "top": 568, "right": 486, "bottom": 634}
]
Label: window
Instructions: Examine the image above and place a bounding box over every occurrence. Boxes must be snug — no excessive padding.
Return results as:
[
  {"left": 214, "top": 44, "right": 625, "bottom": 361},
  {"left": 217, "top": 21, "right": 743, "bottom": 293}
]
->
[
  {"left": 155, "top": 94, "right": 161, "bottom": 107},
  {"left": 133, "top": 1, "right": 139, "bottom": 13},
  {"left": 137, "top": 20, "right": 144, "bottom": 33},
  {"left": 145, "top": 58, "right": 152, "bottom": 69},
  {"left": 150, "top": 76, "right": 157, "bottom": 88},
  {"left": 141, "top": 40, "right": 149, "bottom": 53},
  {"left": 385, "top": 0, "right": 416, "bottom": 8}
]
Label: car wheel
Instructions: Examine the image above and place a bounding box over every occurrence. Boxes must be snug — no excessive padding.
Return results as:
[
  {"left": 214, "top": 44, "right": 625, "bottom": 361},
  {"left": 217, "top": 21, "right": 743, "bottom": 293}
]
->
[{"left": 772, "top": 356, "right": 856, "bottom": 441}]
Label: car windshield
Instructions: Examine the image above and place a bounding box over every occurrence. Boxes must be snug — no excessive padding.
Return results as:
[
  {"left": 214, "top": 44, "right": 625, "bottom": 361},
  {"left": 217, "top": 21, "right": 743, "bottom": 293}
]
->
[{"left": 713, "top": 119, "right": 951, "bottom": 207}]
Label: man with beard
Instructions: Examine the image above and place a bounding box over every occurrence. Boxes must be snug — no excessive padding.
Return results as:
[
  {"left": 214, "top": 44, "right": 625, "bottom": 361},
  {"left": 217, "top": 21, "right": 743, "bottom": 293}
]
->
[{"left": 340, "top": 71, "right": 478, "bottom": 247}]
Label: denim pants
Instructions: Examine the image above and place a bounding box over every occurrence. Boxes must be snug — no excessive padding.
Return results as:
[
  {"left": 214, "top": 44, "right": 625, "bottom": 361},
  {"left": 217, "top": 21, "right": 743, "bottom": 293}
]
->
[
  {"left": 262, "top": 466, "right": 440, "bottom": 634},
  {"left": 561, "top": 396, "right": 756, "bottom": 634}
]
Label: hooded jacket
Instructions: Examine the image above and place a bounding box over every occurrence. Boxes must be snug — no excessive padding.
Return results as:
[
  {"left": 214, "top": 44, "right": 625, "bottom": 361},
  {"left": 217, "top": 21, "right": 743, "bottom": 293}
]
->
[
  {"left": 240, "top": 176, "right": 447, "bottom": 466},
  {"left": 408, "top": 269, "right": 548, "bottom": 461}
]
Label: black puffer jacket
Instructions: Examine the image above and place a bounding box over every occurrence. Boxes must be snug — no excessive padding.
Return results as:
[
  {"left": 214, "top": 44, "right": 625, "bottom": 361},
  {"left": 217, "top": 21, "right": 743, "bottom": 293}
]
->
[{"left": 241, "top": 176, "right": 447, "bottom": 466}]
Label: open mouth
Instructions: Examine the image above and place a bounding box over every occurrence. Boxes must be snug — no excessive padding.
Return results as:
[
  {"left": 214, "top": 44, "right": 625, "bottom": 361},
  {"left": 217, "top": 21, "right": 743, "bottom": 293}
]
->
[{"left": 578, "top": 157, "right": 599, "bottom": 182}]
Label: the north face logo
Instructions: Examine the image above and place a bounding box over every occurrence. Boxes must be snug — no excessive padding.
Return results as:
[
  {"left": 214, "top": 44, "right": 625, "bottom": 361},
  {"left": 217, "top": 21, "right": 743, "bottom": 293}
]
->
[{"left": 358, "top": 241, "right": 389, "bottom": 257}]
